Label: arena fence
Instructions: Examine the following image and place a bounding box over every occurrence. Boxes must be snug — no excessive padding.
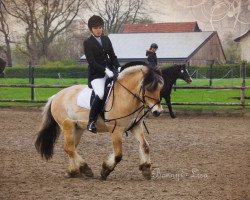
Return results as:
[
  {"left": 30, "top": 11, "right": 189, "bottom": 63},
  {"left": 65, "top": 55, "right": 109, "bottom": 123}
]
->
[{"left": 0, "top": 63, "right": 249, "bottom": 108}]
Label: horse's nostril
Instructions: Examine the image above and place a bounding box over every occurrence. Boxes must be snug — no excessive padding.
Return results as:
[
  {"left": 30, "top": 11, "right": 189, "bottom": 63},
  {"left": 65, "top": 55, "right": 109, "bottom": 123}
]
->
[{"left": 153, "top": 111, "right": 160, "bottom": 117}]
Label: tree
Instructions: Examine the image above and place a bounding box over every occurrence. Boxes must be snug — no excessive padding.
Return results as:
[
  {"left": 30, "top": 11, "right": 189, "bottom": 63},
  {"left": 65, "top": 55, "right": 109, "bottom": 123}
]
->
[
  {"left": 5, "top": 0, "right": 87, "bottom": 65},
  {"left": 0, "top": 1, "right": 12, "bottom": 66},
  {"left": 86, "top": 0, "right": 149, "bottom": 33},
  {"left": 222, "top": 32, "right": 241, "bottom": 63}
]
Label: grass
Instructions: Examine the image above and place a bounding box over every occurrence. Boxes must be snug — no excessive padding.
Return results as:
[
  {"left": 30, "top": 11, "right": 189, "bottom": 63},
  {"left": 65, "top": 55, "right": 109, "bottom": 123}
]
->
[{"left": 0, "top": 77, "right": 249, "bottom": 108}]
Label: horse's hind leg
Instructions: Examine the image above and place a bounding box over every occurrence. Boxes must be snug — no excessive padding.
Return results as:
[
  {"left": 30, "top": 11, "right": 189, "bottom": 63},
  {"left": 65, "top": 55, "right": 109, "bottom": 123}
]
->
[
  {"left": 100, "top": 131, "right": 122, "bottom": 180},
  {"left": 62, "top": 119, "right": 93, "bottom": 178},
  {"left": 74, "top": 127, "right": 94, "bottom": 177},
  {"left": 131, "top": 123, "right": 151, "bottom": 180}
]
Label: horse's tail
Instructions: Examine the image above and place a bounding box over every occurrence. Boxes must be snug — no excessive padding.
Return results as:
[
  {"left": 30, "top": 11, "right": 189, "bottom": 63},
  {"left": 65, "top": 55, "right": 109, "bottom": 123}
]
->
[{"left": 35, "top": 95, "right": 60, "bottom": 160}]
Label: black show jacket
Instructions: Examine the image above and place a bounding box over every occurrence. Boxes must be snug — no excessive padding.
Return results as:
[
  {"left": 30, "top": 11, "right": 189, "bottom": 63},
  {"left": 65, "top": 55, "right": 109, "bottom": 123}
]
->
[{"left": 84, "top": 35, "right": 120, "bottom": 86}]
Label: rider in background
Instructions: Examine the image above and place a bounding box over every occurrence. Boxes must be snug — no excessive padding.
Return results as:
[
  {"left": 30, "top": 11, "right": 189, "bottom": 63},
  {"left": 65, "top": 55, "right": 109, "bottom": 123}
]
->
[
  {"left": 84, "top": 15, "right": 120, "bottom": 133},
  {"left": 146, "top": 43, "right": 158, "bottom": 68}
]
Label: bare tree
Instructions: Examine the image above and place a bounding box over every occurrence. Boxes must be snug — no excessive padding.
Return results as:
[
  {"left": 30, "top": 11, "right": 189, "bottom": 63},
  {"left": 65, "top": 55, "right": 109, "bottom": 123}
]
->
[
  {"left": 0, "top": 1, "right": 12, "bottom": 66},
  {"left": 5, "top": 0, "right": 87, "bottom": 64},
  {"left": 87, "top": 0, "right": 149, "bottom": 33}
]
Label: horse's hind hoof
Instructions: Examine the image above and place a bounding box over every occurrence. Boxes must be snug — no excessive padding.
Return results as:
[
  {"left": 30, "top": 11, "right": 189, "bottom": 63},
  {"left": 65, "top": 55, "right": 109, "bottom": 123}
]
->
[
  {"left": 80, "top": 163, "right": 94, "bottom": 178},
  {"left": 170, "top": 114, "right": 176, "bottom": 118},
  {"left": 66, "top": 170, "right": 80, "bottom": 178},
  {"left": 99, "top": 175, "right": 107, "bottom": 181}
]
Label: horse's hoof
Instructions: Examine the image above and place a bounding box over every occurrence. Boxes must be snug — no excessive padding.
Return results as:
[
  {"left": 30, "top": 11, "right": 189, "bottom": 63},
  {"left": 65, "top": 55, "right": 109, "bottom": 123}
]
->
[
  {"left": 100, "top": 162, "right": 112, "bottom": 181},
  {"left": 170, "top": 114, "right": 176, "bottom": 118},
  {"left": 80, "top": 163, "right": 94, "bottom": 178},
  {"left": 66, "top": 170, "right": 80, "bottom": 178},
  {"left": 99, "top": 175, "right": 107, "bottom": 181},
  {"left": 142, "top": 169, "right": 152, "bottom": 180},
  {"left": 139, "top": 163, "right": 152, "bottom": 180}
]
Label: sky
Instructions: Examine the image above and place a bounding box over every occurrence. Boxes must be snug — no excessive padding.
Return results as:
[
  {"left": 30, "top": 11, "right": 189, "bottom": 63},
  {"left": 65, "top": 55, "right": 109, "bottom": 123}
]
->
[{"left": 147, "top": 0, "right": 250, "bottom": 40}]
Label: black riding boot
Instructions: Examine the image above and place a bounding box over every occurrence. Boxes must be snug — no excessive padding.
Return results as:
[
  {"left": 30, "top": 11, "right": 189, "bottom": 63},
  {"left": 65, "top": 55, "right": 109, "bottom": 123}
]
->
[{"left": 87, "top": 95, "right": 103, "bottom": 133}]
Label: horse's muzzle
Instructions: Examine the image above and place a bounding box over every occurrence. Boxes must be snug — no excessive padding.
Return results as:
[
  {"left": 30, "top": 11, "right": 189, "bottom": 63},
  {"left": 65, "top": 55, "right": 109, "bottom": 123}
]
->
[
  {"left": 186, "top": 78, "right": 192, "bottom": 83},
  {"left": 152, "top": 110, "right": 161, "bottom": 117}
]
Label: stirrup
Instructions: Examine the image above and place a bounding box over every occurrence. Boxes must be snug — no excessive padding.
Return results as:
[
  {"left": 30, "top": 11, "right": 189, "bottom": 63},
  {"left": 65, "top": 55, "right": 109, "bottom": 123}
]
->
[{"left": 87, "top": 121, "right": 97, "bottom": 133}]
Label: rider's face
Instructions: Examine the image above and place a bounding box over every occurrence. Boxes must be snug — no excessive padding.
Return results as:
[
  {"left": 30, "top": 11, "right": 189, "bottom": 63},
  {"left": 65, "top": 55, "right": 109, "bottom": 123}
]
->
[{"left": 91, "top": 26, "right": 103, "bottom": 37}]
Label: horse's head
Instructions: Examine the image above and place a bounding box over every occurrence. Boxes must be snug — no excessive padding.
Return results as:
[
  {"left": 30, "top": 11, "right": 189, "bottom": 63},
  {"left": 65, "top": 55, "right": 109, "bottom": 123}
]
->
[
  {"left": 177, "top": 65, "right": 192, "bottom": 84},
  {"left": 142, "top": 67, "right": 164, "bottom": 117}
]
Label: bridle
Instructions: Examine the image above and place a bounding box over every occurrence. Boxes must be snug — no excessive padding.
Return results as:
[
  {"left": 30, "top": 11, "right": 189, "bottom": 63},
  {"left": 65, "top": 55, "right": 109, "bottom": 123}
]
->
[{"left": 104, "top": 79, "right": 161, "bottom": 134}]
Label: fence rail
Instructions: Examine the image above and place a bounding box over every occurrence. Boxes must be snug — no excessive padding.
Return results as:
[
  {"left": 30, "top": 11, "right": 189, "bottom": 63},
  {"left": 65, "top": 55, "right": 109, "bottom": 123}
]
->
[
  {"left": 0, "top": 62, "right": 249, "bottom": 107},
  {"left": 0, "top": 84, "right": 250, "bottom": 106}
]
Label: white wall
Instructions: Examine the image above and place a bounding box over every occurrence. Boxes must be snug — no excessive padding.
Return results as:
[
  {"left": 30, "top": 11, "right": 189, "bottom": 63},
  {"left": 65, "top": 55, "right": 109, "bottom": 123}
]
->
[{"left": 239, "top": 32, "right": 250, "bottom": 62}]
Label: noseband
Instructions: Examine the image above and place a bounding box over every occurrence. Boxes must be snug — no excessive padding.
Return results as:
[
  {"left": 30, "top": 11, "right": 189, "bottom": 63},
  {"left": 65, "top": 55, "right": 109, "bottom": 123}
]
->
[{"left": 104, "top": 80, "right": 161, "bottom": 133}]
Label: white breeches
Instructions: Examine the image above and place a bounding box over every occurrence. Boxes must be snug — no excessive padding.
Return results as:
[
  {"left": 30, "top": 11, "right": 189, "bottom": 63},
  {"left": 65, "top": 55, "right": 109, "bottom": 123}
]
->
[{"left": 91, "top": 75, "right": 108, "bottom": 100}]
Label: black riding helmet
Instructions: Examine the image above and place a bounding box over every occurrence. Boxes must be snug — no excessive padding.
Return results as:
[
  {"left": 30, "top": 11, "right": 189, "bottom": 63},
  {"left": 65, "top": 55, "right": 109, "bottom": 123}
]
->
[
  {"left": 150, "top": 43, "right": 158, "bottom": 49},
  {"left": 88, "top": 15, "right": 104, "bottom": 30}
]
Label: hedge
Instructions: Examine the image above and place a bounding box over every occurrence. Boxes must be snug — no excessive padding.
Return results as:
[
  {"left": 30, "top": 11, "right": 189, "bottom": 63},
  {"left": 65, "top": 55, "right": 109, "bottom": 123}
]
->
[
  {"left": 2, "top": 63, "right": 250, "bottom": 79},
  {"left": 4, "top": 65, "right": 89, "bottom": 78}
]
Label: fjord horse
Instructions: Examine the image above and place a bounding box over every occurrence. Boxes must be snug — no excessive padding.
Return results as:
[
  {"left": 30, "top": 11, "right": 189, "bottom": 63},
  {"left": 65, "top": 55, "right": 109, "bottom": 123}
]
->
[
  {"left": 161, "top": 64, "right": 192, "bottom": 118},
  {"left": 35, "top": 62, "right": 164, "bottom": 180}
]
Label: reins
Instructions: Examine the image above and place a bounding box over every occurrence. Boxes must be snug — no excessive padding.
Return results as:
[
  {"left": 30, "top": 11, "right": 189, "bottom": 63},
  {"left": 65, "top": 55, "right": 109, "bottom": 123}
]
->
[{"left": 104, "top": 78, "right": 160, "bottom": 135}]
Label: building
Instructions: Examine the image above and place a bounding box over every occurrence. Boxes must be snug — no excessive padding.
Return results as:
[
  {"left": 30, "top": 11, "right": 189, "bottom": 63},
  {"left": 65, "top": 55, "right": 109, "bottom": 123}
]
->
[
  {"left": 234, "top": 29, "right": 250, "bottom": 62},
  {"left": 122, "top": 22, "right": 201, "bottom": 33},
  {"left": 81, "top": 31, "right": 226, "bottom": 66}
]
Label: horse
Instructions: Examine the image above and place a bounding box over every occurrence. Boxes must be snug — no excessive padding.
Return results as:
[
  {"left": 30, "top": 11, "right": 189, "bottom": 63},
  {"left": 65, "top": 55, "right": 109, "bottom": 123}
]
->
[
  {"left": 160, "top": 64, "right": 192, "bottom": 118},
  {"left": 0, "top": 57, "right": 6, "bottom": 78},
  {"left": 35, "top": 61, "right": 164, "bottom": 180}
]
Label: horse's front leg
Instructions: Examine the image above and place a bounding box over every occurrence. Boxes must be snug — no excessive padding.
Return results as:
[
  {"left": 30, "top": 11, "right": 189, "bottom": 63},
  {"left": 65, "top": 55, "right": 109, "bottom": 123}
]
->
[
  {"left": 131, "top": 123, "right": 151, "bottom": 180},
  {"left": 100, "top": 130, "right": 122, "bottom": 180},
  {"left": 166, "top": 94, "right": 176, "bottom": 118}
]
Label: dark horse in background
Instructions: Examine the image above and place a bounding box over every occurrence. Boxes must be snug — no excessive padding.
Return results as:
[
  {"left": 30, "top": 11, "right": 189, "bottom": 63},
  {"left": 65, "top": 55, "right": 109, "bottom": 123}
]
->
[
  {"left": 161, "top": 64, "right": 192, "bottom": 118},
  {"left": 0, "top": 57, "right": 6, "bottom": 78}
]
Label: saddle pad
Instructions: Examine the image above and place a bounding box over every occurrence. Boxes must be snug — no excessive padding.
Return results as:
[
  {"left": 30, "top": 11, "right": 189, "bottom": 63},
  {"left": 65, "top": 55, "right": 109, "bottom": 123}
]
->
[
  {"left": 77, "top": 81, "right": 114, "bottom": 110},
  {"left": 77, "top": 87, "right": 93, "bottom": 109}
]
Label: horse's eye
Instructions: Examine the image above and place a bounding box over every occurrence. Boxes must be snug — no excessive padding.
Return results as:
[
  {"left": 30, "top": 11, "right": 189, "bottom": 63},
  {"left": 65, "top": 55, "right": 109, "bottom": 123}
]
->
[{"left": 181, "top": 70, "right": 184, "bottom": 73}]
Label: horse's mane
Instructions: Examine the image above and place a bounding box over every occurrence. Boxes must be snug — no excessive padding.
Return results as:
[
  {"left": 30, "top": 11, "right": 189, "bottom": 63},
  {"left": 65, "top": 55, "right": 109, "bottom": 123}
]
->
[
  {"left": 121, "top": 61, "right": 148, "bottom": 71},
  {"left": 161, "top": 64, "right": 186, "bottom": 74},
  {"left": 142, "top": 66, "right": 163, "bottom": 91},
  {"left": 118, "top": 61, "right": 163, "bottom": 91}
]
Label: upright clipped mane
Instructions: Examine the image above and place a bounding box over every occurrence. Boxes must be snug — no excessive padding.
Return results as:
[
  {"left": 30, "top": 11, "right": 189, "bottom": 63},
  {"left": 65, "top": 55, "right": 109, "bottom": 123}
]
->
[
  {"left": 118, "top": 61, "right": 163, "bottom": 91},
  {"left": 121, "top": 61, "right": 149, "bottom": 71},
  {"left": 142, "top": 66, "right": 163, "bottom": 91},
  {"left": 118, "top": 61, "right": 148, "bottom": 80}
]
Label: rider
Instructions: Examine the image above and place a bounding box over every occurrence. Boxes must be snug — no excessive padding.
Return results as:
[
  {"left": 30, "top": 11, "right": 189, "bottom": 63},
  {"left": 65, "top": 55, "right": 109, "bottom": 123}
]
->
[
  {"left": 146, "top": 43, "right": 158, "bottom": 68},
  {"left": 84, "top": 15, "right": 120, "bottom": 133}
]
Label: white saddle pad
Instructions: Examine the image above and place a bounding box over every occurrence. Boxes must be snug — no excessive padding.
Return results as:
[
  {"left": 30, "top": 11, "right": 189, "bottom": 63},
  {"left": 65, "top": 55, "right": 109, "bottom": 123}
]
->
[{"left": 77, "top": 87, "right": 93, "bottom": 109}]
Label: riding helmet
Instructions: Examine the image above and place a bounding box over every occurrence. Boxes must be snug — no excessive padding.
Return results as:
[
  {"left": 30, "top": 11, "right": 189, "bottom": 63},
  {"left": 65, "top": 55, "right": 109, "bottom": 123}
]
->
[
  {"left": 150, "top": 43, "right": 158, "bottom": 49},
  {"left": 88, "top": 15, "right": 104, "bottom": 30}
]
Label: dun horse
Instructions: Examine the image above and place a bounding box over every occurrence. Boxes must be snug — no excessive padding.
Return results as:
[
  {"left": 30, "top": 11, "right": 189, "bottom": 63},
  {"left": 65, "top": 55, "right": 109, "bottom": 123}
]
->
[
  {"left": 161, "top": 64, "right": 192, "bottom": 118},
  {"left": 35, "top": 62, "right": 164, "bottom": 180}
]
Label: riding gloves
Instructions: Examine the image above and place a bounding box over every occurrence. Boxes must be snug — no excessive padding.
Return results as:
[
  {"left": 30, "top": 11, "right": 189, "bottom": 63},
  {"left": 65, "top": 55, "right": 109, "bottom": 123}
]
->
[{"left": 105, "top": 68, "right": 114, "bottom": 78}]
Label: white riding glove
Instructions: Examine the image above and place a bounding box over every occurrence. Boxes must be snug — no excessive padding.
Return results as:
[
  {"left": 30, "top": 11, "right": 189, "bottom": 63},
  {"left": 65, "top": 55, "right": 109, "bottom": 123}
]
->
[
  {"left": 105, "top": 68, "right": 114, "bottom": 78},
  {"left": 118, "top": 67, "right": 121, "bottom": 72}
]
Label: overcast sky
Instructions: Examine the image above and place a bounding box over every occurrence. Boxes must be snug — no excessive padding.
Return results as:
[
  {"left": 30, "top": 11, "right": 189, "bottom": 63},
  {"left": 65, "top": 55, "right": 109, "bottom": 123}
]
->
[{"left": 147, "top": 0, "right": 250, "bottom": 39}]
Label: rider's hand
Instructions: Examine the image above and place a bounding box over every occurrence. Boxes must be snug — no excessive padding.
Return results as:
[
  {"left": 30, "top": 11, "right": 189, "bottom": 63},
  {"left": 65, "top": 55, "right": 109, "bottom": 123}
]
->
[
  {"left": 118, "top": 67, "right": 121, "bottom": 72},
  {"left": 105, "top": 68, "right": 114, "bottom": 78}
]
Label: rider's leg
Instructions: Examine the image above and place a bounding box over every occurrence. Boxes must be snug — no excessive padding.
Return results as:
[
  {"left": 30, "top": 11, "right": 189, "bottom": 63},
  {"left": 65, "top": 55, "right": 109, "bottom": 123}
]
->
[{"left": 87, "top": 76, "right": 106, "bottom": 133}]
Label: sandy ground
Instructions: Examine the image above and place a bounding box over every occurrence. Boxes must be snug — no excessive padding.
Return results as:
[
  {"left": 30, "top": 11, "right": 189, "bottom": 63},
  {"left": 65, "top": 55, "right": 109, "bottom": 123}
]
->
[{"left": 0, "top": 108, "right": 249, "bottom": 200}]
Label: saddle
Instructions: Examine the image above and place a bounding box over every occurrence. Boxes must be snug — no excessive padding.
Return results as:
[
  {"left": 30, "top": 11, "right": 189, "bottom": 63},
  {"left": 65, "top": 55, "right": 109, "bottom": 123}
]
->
[{"left": 77, "top": 78, "right": 115, "bottom": 111}]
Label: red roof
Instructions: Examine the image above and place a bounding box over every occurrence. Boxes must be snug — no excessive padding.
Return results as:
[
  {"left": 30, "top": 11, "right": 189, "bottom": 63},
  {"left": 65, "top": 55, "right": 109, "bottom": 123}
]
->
[{"left": 123, "top": 22, "right": 201, "bottom": 33}]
